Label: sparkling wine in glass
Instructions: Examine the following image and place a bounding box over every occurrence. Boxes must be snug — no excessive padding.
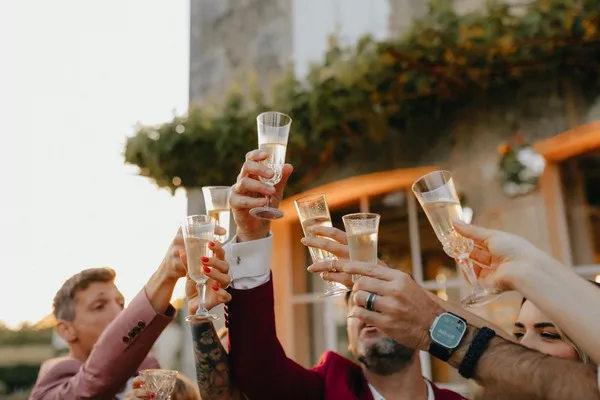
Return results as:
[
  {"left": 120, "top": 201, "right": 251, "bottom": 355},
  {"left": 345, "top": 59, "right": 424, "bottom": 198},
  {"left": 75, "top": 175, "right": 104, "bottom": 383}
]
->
[
  {"left": 139, "top": 369, "right": 178, "bottom": 400},
  {"left": 412, "top": 170, "right": 503, "bottom": 307},
  {"left": 182, "top": 214, "right": 219, "bottom": 321},
  {"left": 249, "top": 111, "right": 292, "bottom": 220},
  {"left": 342, "top": 213, "right": 380, "bottom": 282},
  {"left": 295, "top": 193, "right": 348, "bottom": 297},
  {"left": 202, "top": 186, "right": 232, "bottom": 243}
]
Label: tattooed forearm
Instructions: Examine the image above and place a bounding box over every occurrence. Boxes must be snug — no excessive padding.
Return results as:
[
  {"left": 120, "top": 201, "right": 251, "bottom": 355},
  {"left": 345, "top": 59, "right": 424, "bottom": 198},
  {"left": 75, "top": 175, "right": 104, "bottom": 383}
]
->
[{"left": 192, "top": 322, "right": 233, "bottom": 400}]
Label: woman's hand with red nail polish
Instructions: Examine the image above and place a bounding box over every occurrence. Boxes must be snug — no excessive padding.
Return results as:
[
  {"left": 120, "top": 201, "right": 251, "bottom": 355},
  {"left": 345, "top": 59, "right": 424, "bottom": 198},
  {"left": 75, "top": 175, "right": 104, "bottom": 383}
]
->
[{"left": 186, "top": 240, "right": 232, "bottom": 313}]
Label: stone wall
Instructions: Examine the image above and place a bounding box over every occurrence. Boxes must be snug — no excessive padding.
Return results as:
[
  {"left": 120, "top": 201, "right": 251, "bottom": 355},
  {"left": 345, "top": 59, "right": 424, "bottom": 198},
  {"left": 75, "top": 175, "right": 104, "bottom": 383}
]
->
[{"left": 189, "top": 0, "right": 293, "bottom": 104}]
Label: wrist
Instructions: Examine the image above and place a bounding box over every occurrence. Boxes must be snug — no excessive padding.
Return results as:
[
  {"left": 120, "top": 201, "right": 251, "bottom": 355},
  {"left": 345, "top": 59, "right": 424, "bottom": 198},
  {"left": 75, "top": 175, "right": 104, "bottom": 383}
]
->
[{"left": 145, "top": 267, "right": 178, "bottom": 313}]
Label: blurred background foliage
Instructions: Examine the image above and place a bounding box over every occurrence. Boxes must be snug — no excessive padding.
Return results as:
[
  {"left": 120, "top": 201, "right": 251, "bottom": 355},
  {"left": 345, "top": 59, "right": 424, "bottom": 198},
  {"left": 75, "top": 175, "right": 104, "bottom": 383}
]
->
[{"left": 124, "top": 0, "right": 600, "bottom": 195}]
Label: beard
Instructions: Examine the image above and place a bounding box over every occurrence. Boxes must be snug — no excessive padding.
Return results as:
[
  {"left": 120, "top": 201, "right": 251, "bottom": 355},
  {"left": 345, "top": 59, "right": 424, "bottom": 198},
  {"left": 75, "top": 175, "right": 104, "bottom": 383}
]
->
[{"left": 357, "top": 337, "right": 415, "bottom": 376}]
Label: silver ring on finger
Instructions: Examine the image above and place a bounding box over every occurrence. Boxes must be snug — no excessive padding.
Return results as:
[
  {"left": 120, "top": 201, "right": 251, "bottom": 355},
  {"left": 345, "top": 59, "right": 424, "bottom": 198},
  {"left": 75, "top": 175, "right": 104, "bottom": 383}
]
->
[{"left": 365, "top": 292, "right": 377, "bottom": 311}]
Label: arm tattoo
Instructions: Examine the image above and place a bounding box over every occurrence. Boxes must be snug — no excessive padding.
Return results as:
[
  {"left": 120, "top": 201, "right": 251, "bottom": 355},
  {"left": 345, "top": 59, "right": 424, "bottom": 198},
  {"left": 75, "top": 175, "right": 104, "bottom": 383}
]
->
[
  {"left": 449, "top": 326, "right": 600, "bottom": 400},
  {"left": 192, "top": 322, "right": 233, "bottom": 400}
]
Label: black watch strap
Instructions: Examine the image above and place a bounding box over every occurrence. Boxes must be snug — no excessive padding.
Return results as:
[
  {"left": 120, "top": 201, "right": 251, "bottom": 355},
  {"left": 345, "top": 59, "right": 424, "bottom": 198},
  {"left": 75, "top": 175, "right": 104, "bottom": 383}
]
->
[
  {"left": 429, "top": 341, "right": 452, "bottom": 362},
  {"left": 458, "top": 326, "right": 496, "bottom": 379}
]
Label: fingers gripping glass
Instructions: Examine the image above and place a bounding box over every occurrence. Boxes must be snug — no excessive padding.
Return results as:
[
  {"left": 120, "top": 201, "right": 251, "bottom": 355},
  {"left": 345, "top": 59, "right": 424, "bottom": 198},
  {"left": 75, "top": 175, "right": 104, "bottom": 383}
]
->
[
  {"left": 138, "top": 369, "right": 177, "bottom": 400},
  {"left": 202, "top": 186, "right": 232, "bottom": 243},
  {"left": 342, "top": 213, "right": 380, "bottom": 283},
  {"left": 294, "top": 193, "right": 348, "bottom": 297},
  {"left": 412, "top": 170, "right": 502, "bottom": 307},
  {"left": 249, "top": 111, "right": 292, "bottom": 220},
  {"left": 182, "top": 215, "right": 219, "bottom": 321}
]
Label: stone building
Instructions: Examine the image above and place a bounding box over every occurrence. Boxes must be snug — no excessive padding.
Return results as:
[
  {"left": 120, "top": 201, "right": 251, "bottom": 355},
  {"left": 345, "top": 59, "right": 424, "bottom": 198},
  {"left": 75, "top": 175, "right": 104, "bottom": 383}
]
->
[{"left": 187, "top": 0, "right": 600, "bottom": 394}]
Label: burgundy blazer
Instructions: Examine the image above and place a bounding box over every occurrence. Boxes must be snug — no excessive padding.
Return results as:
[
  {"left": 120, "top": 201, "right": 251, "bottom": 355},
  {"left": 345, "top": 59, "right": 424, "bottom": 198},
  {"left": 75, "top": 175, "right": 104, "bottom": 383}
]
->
[
  {"left": 31, "top": 289, "right": 174, "bottom": 400},
  {"left": 227, "top": 278, "right": 466, "bottom": 400}
]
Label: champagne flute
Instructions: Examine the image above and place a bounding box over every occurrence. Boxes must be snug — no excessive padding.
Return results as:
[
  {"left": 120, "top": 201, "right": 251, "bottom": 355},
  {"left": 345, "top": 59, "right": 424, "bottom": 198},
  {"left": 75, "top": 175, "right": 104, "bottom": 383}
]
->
[
  {"left": 295, "top": 193, "right": 348, "bottom": 297},
  {"left": 138, "top": 369, "right": 178, "bottom": 400},
  {"left": 249, "top": 111, "right": 292, "bottom": 220},
  {"left": 182, "top": 214, "right": 219, "bottom": 321},
  {"left": 202, "top": 186, "right": 232, "bottom": 243},
  {"left": 412, "top": 170, "right": 503, "bottom": 307},
  {"left": 342, "top": 213, "right": 380, "bottom": 283}
]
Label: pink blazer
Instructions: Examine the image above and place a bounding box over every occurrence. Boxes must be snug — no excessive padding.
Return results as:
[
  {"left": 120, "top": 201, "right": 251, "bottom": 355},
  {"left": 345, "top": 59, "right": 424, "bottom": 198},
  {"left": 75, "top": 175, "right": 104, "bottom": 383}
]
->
[{"left": 31, "top": 289, "right": 174, "bottom": 400}]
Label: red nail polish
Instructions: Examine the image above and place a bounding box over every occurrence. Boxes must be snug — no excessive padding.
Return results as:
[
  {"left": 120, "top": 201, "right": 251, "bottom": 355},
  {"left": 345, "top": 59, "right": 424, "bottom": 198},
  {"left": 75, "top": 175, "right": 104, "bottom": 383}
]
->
[
  {"left": 203, "top": 266, "right": 211, "bottom": 273},
  {"left": 212, "top": 285, "right": 219, "bottom": 291},
  {"left": 201, "top": 256, "right": 209, "bottom": 263},
  {"left": 209, "top": 241, "right": 215, "bottom": 247}
]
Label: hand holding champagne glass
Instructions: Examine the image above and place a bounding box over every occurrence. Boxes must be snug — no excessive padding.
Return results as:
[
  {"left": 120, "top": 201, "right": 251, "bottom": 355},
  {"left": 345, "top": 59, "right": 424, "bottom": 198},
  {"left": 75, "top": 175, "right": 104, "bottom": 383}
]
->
[
  {"left": 412, "top": 170, "right": 502, "bottom": 307},
  {"left": 202, "top": 186, "right": 232, "bottom": 243},
  {"left": 342, "top": 213, "right": 380, "bottom": 282},
  {"left": 249, "top": 111, "right": 292, "bottom": 220},
  {"left": 182, "top": 214, "right": 220, "bottom": 321},
  {"left": 295, "top": 193, "right": 348, "bottom": 297}
]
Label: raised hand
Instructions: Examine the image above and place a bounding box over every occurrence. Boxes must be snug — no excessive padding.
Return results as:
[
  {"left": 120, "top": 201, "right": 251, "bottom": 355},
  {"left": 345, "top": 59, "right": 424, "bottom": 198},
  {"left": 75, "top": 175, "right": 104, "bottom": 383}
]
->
[
  {"left": 453, "top": 220, "right": 563, "bottom": 291},
  {"left": 342, "top": 260, "right": 444, "bottom": 350},
  {"left": 229, "top": 149, "right": 293, "bottom": 242},
  {"left": 181, "top": 240, "right": 232, "bottom": 312},
  {"left": 302, "top": 225, "right": 388, "bottom": 290}
]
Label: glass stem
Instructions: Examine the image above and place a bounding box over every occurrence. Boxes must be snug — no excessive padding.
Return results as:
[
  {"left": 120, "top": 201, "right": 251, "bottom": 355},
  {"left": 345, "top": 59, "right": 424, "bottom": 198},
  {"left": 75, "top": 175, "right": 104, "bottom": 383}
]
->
[
  {"left": 197, "top": 282, "right": 208, "bottom": 313},
  {"left": 265, "top": 195, "right": 271, "bottom": 208},
  {"left": 457, "top": 256, "right": 484, "bottom": 291}
]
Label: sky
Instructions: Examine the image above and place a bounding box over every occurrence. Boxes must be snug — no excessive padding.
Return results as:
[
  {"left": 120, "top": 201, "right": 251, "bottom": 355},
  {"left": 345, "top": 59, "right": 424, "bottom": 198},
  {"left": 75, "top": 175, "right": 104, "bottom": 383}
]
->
[{"left": 0, "top": 0, "right": 190, "bottom": 328}]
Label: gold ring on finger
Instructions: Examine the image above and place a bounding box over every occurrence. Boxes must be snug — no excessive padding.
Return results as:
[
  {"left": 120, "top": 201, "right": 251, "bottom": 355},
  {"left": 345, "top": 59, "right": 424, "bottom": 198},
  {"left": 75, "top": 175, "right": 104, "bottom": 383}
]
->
[{"left": 331, "top": 258, "right": 338, "bottom": 272}]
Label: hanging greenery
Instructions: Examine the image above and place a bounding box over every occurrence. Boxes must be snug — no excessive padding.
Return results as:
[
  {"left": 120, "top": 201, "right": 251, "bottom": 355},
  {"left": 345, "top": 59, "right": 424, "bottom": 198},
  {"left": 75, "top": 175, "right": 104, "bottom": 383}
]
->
[{"left": 124, "top": 0, "right": 600, "bottom": 195}]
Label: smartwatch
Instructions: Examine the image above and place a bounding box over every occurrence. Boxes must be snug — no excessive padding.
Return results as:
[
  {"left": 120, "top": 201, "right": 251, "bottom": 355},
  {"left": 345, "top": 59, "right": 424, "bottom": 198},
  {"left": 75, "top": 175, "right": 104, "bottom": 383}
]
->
[{"left": 428, "top": 312, "right": 468, "bottom": 362}]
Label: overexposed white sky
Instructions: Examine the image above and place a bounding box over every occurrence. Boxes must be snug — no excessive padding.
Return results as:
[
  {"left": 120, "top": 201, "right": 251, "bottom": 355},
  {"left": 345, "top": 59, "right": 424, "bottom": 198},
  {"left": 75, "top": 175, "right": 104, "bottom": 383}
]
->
[{"left": 0, "top": 0, "right": 190, "bottom": 327}]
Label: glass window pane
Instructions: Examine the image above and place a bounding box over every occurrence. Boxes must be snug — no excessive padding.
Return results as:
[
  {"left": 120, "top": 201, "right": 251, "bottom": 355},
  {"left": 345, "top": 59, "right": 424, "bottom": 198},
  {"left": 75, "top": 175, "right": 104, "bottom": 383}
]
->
[
  {"left": 561, "top": 150, "right": 600, "bottom": 265},
  {"left": 369, "top": 191, "right": 413, "bottom": 274}
]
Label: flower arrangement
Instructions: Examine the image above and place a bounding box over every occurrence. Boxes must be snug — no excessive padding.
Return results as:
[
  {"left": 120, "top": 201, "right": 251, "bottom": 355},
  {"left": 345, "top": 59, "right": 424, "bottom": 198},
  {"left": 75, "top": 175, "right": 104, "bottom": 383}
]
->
[{"left": 497, "top": 137, "right": 546, "bottom": 197}]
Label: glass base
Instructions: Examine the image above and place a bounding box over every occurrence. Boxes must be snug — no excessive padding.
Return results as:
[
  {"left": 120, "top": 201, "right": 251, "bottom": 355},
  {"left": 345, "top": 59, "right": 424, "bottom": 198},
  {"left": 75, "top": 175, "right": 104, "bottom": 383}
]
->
[
  {"left": 320, "top": 285, "right": 349, "bottom": 298},
  {"left": 249, "top": 206, "right": 283, "bottom": 220},
  {"left": 185, "top": 311, "right": 219, "bottom": 322},
  {"left": 461, "top": 287, "right": 503, "bottom": 308}
]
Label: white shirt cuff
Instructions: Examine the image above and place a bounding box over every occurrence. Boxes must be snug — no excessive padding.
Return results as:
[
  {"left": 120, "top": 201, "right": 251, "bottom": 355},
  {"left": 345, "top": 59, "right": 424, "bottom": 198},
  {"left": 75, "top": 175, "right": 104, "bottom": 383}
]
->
[{"left": 224, "top": 233, "right": 272, "bottom": 289}]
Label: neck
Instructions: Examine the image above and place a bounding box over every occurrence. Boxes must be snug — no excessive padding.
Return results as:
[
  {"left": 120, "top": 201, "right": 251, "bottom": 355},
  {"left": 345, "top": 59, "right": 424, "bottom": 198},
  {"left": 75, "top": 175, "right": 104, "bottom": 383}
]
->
[
  {"left": 363, "top": 354, "right": 428, "bottom": 400},
  {"left": 68, "top": 345, "right": 89, "bottom": 363}
]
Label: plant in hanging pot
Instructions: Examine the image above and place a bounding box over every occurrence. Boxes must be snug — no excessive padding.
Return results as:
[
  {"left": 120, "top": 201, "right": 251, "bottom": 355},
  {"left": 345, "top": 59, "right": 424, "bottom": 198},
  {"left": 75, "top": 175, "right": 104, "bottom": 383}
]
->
[{"left": 497, "top": 135, "right": 546, "bottom": 198}]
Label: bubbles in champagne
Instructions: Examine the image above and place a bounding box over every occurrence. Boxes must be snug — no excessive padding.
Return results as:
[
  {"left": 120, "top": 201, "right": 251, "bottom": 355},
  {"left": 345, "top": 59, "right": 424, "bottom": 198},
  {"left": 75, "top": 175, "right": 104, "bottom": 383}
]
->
[
  {"left": 300, "top": 216, "right": 334, "bottom": 262},
  {"left": 421, "top": 199, "right": 473, "bottom": 257},
  {"left": 347, "top": 230, "right": 378, "bottom": 264},
  {"left": 184, "top": 223, "right": 214, "bottom": 283},
  {"left": 258, "top": 143, "right": 286, "bottom": 186},
  {"left": 208, "top": 209, "right": 230, "bottom": 243}
]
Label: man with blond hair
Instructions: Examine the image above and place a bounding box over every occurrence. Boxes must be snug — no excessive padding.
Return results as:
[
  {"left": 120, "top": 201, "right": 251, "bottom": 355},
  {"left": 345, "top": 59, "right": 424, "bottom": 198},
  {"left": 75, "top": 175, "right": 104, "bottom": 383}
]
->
[{"left": 31, "top": 232, "right": 186, "bottom": 400}]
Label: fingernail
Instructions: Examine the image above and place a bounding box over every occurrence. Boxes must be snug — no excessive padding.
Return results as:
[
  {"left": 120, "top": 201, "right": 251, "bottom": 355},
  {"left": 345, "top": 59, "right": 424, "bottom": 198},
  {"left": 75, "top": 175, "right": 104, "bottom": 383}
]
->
[
  {"left": 201, "top": 256, "right": 209, "bottom": 263},
  {"left": 209, "top": 241, "right": 215, "bottom": 247},
  {"left": 307, "top": 265, "right": 313, "bottom": 272},
  {"left": 178, "top": 249, "right": 185, "bottom": 257},
  {"left": 203, "top": 266, "right": 211, "bottom": 273},
  {"left": 212, "top": 285, "right": 219, "bottom": 291},
  {"left": 258, "top": 150, "right": 267, "bottom": 157},
  {"left": 300, "top": 238, "right": 307, "bottom": 245}
]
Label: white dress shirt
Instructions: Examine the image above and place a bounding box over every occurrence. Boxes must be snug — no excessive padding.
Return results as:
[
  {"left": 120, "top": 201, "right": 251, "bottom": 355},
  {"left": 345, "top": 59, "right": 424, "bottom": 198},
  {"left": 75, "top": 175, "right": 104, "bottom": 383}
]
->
[
  {"left": 224, "top": 234, "right": 273, "bottom": 289},
  {"left": 369, "top": 381, "right": 434, "bottom": 400}
]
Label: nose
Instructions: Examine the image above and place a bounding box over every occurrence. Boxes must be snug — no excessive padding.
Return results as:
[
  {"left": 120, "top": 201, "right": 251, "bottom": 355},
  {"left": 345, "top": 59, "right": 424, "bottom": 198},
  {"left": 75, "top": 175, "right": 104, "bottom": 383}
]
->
[{"left": 520, "top": 332, "right": 542, "bottom": 353}]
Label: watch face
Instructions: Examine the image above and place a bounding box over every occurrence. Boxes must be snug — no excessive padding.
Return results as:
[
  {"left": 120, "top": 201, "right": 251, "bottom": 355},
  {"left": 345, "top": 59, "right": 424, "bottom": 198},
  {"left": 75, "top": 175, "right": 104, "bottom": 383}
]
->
[{"left": 431, "top": 313, "right": 467, "bottom": 349}]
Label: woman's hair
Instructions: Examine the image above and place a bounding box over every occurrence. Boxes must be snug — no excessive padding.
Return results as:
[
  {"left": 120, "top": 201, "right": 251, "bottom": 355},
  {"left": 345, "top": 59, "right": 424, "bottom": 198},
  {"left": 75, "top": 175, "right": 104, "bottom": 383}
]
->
[
  {"left": 520, "top": 279, "right": 600, "bottom": 364},
  {"left": 171, "top": 373, "right": 201, "bottom": 400}
]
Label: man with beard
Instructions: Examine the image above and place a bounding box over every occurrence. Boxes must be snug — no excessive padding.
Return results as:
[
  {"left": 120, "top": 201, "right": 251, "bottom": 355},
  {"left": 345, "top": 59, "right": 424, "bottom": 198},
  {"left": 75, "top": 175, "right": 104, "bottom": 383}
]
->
[{"left": 223, "top": 150, "right": 464, "bottom": 400}]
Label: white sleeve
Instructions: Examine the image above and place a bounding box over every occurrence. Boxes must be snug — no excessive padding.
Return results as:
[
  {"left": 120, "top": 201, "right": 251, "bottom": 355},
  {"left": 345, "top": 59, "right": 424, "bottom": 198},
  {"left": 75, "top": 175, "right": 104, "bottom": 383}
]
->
[{"left": 224, "top": 233, "right": 272, "bottom": 289}]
